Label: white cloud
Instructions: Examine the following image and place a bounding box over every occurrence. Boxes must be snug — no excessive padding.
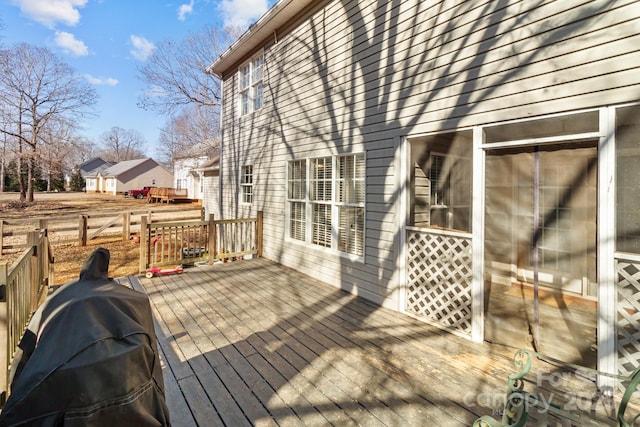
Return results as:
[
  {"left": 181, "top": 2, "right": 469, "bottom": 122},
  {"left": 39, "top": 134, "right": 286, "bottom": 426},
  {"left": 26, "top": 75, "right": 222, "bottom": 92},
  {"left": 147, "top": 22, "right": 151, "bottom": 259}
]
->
[
  {"left": 84, "top": 75, "right": 119, "bottom": 86},
  {"left": 54, "top": 31, "right": 88, "bottom": 56},
  {"left": 13, "top": 0, "right": 88, "bottom": 28},
  {"left": 220, "top": 0, "right": 269, "bottom": 28},
  {"left": 178, "top": 0, "right": 195, "bottom": 21},
  {"left": 130, "top": 35, "right": 155, "bottom": 61}
]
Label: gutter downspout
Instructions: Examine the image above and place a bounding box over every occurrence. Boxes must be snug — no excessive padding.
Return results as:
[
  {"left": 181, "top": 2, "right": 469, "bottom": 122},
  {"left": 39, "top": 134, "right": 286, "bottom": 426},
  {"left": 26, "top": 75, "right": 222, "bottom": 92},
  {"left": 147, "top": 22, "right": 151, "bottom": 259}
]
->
[{"left": 218, "top": 79, "right": 224, "bottom": 220}]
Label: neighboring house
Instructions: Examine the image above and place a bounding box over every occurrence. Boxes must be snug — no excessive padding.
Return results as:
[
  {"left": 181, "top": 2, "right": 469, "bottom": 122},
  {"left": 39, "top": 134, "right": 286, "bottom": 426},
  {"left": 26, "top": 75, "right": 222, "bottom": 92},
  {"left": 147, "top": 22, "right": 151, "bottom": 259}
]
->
[
  {"left": 199, "top": 155, "right": 220, "bottom": 215},
  {"left": 173, "top": 154, "right": 209, "bottom": 202},
  {"left": 205, "top": 0, "right": 640, "bottom": 381},
  {"left": 78, "top": 157, "right": 113, "bottom": 179},
  {"left": 67, "top": 157, "right": 114, "bottom": 191},
  {"left": 84, "top": 158, "right": 173, "bottom": 195}
]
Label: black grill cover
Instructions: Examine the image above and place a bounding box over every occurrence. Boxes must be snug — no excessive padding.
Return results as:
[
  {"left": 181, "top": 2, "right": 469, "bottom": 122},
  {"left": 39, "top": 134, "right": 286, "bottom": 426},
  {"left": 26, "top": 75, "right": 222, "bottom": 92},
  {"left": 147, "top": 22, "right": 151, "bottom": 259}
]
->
[{"left": 0, "top": 248, "right": 170, "bottom": 426}]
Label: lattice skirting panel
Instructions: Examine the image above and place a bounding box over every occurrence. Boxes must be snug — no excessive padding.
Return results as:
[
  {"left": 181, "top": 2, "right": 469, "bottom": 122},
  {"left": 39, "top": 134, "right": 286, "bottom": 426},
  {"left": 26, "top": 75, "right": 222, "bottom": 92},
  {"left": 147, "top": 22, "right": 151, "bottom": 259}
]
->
[
  {"left": 616, "top": 258, "right": 640, "bottom": 377},
  {"left": 406, "top": 230, "right": 473, "bottom": 336}
]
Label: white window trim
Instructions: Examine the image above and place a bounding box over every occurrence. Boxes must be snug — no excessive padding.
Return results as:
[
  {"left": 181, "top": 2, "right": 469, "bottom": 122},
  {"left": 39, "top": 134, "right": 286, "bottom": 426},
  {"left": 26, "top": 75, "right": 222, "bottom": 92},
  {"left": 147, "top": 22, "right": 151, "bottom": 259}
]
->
[
  {"left": 240, "top": 165, "right": 253, "bottom": 205},
  {"left": 286, "top": 153, "right": 365, "bottom": 261},
  {"left": 238, "top": 51, "right": 264, "bottom": 117}
]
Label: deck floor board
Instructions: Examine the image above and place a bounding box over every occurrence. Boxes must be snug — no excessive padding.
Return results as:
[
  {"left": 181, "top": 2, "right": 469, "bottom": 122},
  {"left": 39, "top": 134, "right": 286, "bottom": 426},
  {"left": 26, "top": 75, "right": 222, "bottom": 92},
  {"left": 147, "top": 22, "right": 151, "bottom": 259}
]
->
[{"left": 133, "top": 258, "right": 521, "bottom": 426}]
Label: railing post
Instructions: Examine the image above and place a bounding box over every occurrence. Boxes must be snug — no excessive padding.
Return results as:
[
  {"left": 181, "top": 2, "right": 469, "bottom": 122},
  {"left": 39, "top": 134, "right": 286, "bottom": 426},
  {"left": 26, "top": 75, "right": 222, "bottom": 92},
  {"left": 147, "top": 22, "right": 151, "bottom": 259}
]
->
[
  {"left": 208, "top": 214, "right": 216, "bottom": 265},
  {"left": 122, "top": 212, "right": 130, "bottom": 242},
  {"left": 0, "top": 220, "right": 4, "bottom": 256},
  {"left": 44, "top": 231, "right": 54, "bottom": 294},
  {"left": 256, "top": 211, "right": 263, "bottom": 258},
  {"left": 201, "top": 208, "right": 205, "bottom": 221},
  {"left": 0, "top": 262, "right": 7, "bottom": 406},
  {"left": 27, "top": 231, "right": 39, "bottom": 313},
  {"left": 78, "top": 215, "right": 87, "bottom": 247},
  {"left": 139, "top": 216, "right": 148, "bottom": 274}
]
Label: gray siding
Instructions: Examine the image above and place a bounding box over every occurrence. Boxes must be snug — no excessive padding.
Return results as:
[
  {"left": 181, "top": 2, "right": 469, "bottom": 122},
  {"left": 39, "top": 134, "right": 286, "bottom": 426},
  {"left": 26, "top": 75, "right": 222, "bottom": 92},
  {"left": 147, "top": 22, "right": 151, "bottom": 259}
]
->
[{"left": 217, "top": 0, "right": 640, "bottom": 309}]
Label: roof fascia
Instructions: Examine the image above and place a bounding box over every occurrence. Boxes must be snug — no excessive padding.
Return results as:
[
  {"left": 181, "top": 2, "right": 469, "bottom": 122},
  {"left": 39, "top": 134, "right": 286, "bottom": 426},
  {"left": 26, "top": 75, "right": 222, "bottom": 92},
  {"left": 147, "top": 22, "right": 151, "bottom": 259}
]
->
[{"left": 206, "top": 0, "right": 314, "bottom": 77}]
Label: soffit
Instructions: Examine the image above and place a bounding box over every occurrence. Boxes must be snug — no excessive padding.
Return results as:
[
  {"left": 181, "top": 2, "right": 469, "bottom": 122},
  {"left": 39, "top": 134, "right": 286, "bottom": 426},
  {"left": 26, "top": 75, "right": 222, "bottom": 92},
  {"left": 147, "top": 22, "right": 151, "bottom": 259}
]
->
[{"left": 206, "top": 0, "right": 313, "bottom": 77}]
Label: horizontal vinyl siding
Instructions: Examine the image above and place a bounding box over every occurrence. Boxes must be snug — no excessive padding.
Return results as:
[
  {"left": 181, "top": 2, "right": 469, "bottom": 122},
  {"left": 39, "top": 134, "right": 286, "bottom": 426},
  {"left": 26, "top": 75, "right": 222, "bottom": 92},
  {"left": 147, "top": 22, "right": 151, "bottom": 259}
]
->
[
  {"left": 217, "top": 0, "right": 640, "bottom": 309},
  {"left": 266, "top": 0, "right": 639, "bottom": 131}
]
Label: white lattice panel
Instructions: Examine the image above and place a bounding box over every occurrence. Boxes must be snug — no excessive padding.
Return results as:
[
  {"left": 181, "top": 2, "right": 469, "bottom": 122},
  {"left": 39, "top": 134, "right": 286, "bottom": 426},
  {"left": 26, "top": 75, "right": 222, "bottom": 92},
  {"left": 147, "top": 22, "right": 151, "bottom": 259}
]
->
[
  {"left": 616, "top": 259, "right": 640, "bottom": 377},
  {"left": 406, "top": 230, "right": 473, "bottom": 336}
]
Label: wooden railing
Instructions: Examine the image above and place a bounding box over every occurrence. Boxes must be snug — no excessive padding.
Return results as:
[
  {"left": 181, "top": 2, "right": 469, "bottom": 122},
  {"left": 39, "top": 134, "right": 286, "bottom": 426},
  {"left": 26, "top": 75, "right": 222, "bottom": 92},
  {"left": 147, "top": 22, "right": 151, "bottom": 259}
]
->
[
  {"left": 139, "top": 212, "right": 263, "bottom": 272},
  {"left": 0, "top": 207, "right": 204, "bottom": 254},
  {"left": 0, "top": 229, "right": 54, "bottom": 404},
  {"left": 212, "top": 212, "right": 263, "bottom": 262}
]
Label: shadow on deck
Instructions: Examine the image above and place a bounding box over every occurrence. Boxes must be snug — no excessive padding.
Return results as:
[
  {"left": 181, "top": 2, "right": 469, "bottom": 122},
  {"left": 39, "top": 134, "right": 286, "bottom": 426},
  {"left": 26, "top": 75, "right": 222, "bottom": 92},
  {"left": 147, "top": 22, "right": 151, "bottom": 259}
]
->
[{"left": 122, "top": 258, "right": 517, "bottom": 426}]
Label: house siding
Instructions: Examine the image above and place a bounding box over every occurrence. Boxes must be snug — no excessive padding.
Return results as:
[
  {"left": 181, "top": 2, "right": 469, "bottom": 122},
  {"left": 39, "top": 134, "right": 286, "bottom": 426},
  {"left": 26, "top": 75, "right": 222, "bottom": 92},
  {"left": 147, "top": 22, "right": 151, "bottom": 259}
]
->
[
  {"left": 216, "top": 0, "right": 640, "bottom": 309},
  {"left": 117, "top": 165, "right": 173, "bottom": 195}
]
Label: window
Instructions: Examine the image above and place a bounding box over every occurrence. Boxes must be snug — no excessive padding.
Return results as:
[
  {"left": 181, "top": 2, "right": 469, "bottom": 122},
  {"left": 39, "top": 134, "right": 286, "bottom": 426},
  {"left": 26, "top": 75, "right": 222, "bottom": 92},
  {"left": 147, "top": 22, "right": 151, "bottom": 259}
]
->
[
  {"left": 241, "top": 165, "right": 253, "bottom": 204},
  {"left": 288, "top": 160, "right": 306, "bottom": 241},
  {"left": 287, "top": 153, "right": 365, "bottom": 256},
  {"left": 336, "top": 155, "right": 365, "bottom": 255},
  {"left": 239, "top": 53, "right": 264, "bottom": 116},
  {"left": 311, "top": 158, "right": 332, "bottom": 247},
  {"left": 409, "top": 131, "right": 472, "bottom": 232}
]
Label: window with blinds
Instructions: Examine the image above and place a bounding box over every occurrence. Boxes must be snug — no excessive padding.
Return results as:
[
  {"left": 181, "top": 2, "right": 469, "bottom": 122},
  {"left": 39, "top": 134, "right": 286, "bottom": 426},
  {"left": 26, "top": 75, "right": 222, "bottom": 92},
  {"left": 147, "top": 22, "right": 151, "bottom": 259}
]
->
[
  {"left": 287, "top": 153, "right": 365, "bottom": 257},
  {"left": 288, "top": 160, "right": 306, "bottom": 241},
  {"left": 313, "top": 204, "right": 332, "bottom": 247}
]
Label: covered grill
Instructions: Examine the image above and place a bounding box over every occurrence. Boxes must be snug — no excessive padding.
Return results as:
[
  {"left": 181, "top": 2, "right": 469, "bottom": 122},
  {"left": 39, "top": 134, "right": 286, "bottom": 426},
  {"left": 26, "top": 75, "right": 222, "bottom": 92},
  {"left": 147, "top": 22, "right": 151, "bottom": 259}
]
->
[{"left": 0, "top": 248, "right": 170, "bottom": 426}]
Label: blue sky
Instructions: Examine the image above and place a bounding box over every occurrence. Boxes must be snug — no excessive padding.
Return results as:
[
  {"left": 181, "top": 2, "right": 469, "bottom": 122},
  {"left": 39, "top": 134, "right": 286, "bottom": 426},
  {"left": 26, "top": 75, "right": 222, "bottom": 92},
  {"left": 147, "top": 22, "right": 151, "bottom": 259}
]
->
[{"left": 0, "top": 0, "right": 276, "bottom": 154}]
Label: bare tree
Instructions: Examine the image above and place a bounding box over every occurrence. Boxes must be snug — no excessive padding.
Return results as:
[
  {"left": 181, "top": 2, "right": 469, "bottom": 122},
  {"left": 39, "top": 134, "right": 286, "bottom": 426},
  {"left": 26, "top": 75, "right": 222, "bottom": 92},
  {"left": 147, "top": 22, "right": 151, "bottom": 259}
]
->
[
  {"left": 137, "top": 27, "right": 235, "bottom": 115},
  {"left": 156, "top": 105, "right": 219, "bottom": 167},
  {"left": 39, "top": 119, "right": 77, "bottom": 191},
  {"left": 99, "top": 126, "right": 146, "bottom": 162},
  {"left": 67, "top": 136, "right": 98, "bottom": 165},
  {"left": 0, "top": 43, "right": 97, "bottom": 202},
  {"left": 0, "top": 105, "right": 14, "bottom": 193}
]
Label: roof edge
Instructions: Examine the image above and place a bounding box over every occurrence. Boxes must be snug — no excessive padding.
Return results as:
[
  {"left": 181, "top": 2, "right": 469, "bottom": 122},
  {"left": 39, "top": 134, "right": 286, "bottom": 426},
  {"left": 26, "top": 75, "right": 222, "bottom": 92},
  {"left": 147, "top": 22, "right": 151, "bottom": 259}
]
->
[{"left": 206, "top": 0, "right": 312, "bottom": 77}]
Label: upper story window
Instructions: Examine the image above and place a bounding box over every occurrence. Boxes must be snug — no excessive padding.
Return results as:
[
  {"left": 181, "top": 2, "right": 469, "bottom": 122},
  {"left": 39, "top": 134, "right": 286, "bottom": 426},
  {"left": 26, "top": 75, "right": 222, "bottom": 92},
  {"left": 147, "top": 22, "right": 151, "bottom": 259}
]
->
[{"left": 239, "top": 53, "right": 264, "bottom": 116}]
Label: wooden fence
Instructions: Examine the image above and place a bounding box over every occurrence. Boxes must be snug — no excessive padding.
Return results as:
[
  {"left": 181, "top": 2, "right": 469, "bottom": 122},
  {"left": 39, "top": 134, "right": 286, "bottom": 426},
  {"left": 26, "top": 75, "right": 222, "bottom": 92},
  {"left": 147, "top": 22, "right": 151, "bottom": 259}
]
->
[
  {"left": 0, "top": 207, "right": 204, "bottom": 254},
  {"left": 0, "top": 229, "right": 54, "bottom": 404},
  {"left": 139, "top": 212, "right": 263, "bottom": 273}
]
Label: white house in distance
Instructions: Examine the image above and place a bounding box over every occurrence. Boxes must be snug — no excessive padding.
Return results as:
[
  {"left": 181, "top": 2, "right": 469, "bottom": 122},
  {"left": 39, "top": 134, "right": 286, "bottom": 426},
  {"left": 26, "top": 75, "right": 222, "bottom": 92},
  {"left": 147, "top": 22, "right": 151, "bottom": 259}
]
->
[
  {"left": 198, "top": 155, "right": 220, "bottom": 214},
  {"left": 173, "top": 154, "right": 209, "bottom": 203},
  {"left": 206, "top": 0, "right": 640, "bottom": 382},
  {"left": 66, "top": 157, "right": 113, "bottom": 190},
  {"left": 84, "top": 158, "right": 173, "bottom": 195}
]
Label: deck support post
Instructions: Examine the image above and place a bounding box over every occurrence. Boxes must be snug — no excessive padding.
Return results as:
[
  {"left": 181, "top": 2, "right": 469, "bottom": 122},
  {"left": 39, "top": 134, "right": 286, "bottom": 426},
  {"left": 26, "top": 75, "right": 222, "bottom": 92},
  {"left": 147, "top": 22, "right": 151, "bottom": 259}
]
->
[
  {"left": 122, "top": 212, "right": 130, "bottom": 242},
  {"left": 208, "top": 214, "right": 216, "bottom": 265},
  {"left": 139, "top": 216, "right": 148, "bottom": 274},
  {"left": 256, "top": 211, "right": 263, "bottom": 258},
  {"left": 0, "top": 262, "right": 7, "bottom": 406},
  {"left": 78, "top": 215, "right": 87, "bottom": 247}
]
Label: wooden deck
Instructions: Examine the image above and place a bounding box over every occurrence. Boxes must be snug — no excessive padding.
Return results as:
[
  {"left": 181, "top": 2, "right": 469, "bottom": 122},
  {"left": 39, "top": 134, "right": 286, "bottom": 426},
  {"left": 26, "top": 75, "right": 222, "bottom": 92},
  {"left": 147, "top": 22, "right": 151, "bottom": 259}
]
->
[{"left": 123, "top": 258, "right": 520, "bottom": 426}]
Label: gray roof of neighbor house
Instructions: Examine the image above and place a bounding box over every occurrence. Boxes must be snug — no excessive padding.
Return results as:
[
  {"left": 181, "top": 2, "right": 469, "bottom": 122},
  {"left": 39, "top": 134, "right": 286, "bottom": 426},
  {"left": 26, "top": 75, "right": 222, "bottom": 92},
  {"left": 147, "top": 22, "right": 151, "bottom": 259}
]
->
[
  {"left": 206, "top": 0, "right": 312, "bottom": 77},
  {"left": 197, "top": 155, "right": 220, "bottom": 171},
  {"left": 79, "top": 157, "right": 114, "bottom": 178},
  {"left": 102, "top": 158, "right": 151, "bottom": 177}
]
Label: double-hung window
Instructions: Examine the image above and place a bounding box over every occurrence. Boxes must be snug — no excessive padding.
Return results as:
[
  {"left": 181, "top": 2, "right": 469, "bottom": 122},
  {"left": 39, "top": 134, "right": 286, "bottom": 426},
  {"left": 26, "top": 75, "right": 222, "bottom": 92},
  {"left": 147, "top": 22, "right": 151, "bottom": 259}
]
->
[
  {"left": 241, "top": 165, "right": 253, "bottom": 204},
  {"left": 239, "top": 53, "right": 264, "bottom": 116},
  {"left": 287, "top": 153, "right": 365, "bottom": 257}
]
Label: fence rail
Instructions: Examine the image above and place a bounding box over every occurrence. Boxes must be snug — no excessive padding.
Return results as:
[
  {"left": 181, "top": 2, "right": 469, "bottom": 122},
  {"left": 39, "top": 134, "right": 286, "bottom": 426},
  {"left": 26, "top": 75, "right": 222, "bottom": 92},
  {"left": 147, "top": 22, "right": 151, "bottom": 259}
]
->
[
  {"left": 139, "top": 212, "right": 263, "bottom": 272},
  {"left": 0, "top": 229, "right": 54, "bottom": 405},
  {"left": 1, "top": 207, "right": 204, "bottom": 254}
]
